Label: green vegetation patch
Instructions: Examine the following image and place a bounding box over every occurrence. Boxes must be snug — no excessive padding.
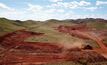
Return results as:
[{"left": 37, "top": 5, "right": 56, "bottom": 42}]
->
[
  {"left": 87, "top": 22, "right": 107, "bottom": 30},
  {"left": 0, "top": 18, "right": 25, "bottom": 36},
  {"left": 25, "top": 25, "right": 81, "bottom": 45}
]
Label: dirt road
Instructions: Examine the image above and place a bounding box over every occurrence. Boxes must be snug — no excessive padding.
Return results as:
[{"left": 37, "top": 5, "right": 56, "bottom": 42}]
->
[
  {"left": 57, "top": 25, "right": 107, "bottom": 58},
  {"left": 0, "top": 29, "right": 106, "bottom": 65}
]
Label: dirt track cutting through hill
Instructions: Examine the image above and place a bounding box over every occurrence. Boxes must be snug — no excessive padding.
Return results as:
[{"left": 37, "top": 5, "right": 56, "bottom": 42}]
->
[
  {"left": 0, "top": 29, "right": 107, "bottom": 65},
  {"left": 0, "top": 30, "right": 64, "bottom": 64},
  {"left": 57, "top": 25, "right": 107, "bottom": 58}
]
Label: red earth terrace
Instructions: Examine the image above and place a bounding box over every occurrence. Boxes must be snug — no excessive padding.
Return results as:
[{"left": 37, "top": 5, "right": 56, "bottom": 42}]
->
[{"left": 0, "top": 28, "right": 107, "bottom": 65}]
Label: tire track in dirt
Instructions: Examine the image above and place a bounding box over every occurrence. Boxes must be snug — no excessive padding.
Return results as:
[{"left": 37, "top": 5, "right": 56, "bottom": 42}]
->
[
  {"left": 0, "top": 30, "right": 44, "bottom": 55},
  {"left": 0, "top": 30, "right": 64, "bottom": 64},
  {"left": 0, "top": 29, "right": 107, "bottom": 65},
  {"left": 57, "top": 25, "right": 107, "bottom": 58}
]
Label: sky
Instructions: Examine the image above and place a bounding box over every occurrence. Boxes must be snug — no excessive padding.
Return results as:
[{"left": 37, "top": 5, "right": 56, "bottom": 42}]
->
[{"left": 0, "top": 0, "right": 107, "bottom": 21}]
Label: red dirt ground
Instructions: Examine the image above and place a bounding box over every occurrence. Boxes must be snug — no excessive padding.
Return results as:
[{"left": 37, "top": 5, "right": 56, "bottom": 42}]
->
[
  {"left": 57, "top": 25, "right": 107, "bottom": 58},
  {"left": 0, "top": 29, "right": 107, "bottom": 65}
]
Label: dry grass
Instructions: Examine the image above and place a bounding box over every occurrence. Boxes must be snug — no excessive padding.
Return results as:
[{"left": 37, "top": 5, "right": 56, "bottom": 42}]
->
[{"left": 25, "top": 25, "right": 84, "bottom": 49}]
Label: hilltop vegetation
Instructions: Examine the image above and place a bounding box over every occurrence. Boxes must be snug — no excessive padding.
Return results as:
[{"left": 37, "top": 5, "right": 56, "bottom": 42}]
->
[
  {"left": 0, "top": 18, "right": 107, "bottom": 46},
  {"left": 0, "top": 18, "right": 107, "bottom": 39},
  {"left": 0, "top": 18, "right": 107, "bottom": 65},
  {"left": 0, "top": 18, "right": 107, "bottom": 36},
  {"left": 0, "top": 18, "right": 25, "bottom": 36}
]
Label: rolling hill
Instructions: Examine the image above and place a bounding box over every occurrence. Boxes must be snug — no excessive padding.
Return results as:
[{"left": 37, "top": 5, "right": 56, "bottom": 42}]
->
[{"left": 0, "top": 18, "right": 107, "bottom": 65}]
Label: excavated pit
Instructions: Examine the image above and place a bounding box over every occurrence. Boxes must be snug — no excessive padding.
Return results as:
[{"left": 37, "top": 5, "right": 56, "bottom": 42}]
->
[{"left": 0, "top": 29, "right": 107, "bottom": 65}]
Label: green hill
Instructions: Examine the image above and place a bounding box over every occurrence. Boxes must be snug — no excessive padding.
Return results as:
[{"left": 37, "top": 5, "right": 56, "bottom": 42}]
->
[
  {"left": 0, "top": 18, "right": 25, "bottom": 36},
  {"left": 0, "top": 18, "right": 107, "bottom": 48}
]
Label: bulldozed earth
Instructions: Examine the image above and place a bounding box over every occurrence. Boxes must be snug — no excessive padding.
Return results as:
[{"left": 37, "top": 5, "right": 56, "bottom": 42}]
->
[{"left": 0, "top": 18, "right": 107, "bottom": 65}]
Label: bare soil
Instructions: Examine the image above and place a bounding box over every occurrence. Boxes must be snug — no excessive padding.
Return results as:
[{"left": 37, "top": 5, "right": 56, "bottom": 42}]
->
[{"left": 0, "top": 27, "right": 107, "bottom": 65}]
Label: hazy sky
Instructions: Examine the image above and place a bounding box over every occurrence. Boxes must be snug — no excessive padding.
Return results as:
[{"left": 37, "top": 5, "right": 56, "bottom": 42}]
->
[{"left": 0, "top": 0, "right": 107, "bottom": 21}]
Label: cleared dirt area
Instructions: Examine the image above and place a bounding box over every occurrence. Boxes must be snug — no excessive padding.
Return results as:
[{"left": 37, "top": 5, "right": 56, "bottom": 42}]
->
[
  {"left": 0, "top": 28, "right": 107, "bottom": 65},
  {"left": 57, "top": 25, "right": 107, "bottom": 58}
]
